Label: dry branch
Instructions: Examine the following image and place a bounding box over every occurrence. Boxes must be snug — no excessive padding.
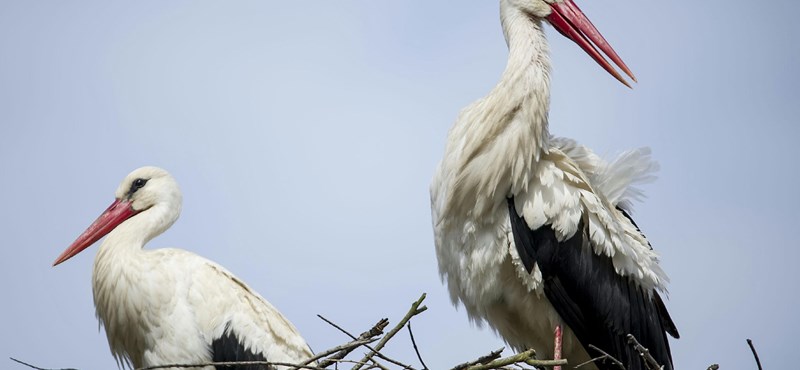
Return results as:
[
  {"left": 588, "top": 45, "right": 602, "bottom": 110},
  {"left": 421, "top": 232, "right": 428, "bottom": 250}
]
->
[
  {"left": 449, "top": 348, "right": 504, "bottom": 370},
  {"left": 299, "top": 337, "right": 379, "bottom": 369},
  {"left": 10, "top": 358, "right": 78, "bottom": 370},
  {"left": 309, "top": 317, "right": 389, "bottom": 369},
  {"left": 576, "top": 345, "right": 625, "bottom": 370},
  {"left": 747, "top": 339, "right": 763, "bottom": 370},
  {"left": 461, "top": 349, "right": 566, "bottom": 370},
  {"left": 317, "top": 314, "right": 412, "bottom": 369},
  {"left": 351, "top": 293, "right": 427, "bottom": 370},
  {"left": 406, "top": 321, "right": 429, "bottom": 370},
  {"left": 626, "top": 334, "right": 663, "bottom": 370}
]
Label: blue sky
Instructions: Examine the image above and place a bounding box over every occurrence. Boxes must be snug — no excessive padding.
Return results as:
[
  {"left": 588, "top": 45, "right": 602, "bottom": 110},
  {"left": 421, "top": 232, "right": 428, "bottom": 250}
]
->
[{"left": 1, "top": 1, "right": 798, "bottom": 369}]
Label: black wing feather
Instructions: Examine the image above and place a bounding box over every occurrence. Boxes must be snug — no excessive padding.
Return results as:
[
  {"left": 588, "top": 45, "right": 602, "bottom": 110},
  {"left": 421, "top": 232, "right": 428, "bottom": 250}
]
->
[
  {"left": 507, "top": 197, "right": 677, "bottom": 370},
  {"left": 211, "top": 323, "right": 274, "bottom": 370},
  {"left": 618, "top": 207, "right": 679, "bottom": 339}
]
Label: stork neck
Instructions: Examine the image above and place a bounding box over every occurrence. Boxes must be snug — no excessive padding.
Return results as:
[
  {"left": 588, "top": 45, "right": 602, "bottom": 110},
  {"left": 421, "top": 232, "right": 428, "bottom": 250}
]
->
[
  {"left": 435, "top": 6, "right": 553, "bottom": 219},
  {"left": 495, "top": 5, "right": 552, "bottom": 147},
  {"left": 458, "top": 6, "right": 552, "bottom": 163},
  {"left": 95, "top": 204, "right": 177, "bottom": 262}
]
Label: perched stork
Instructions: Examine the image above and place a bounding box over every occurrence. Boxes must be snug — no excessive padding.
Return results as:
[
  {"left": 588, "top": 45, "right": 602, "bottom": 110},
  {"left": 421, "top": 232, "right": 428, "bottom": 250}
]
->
[
  {"left": 53, "top": 166, "right": 314, "bottom": 369},
  {"left": 431, "top": 1, "right": 679, "bottom": 369}
]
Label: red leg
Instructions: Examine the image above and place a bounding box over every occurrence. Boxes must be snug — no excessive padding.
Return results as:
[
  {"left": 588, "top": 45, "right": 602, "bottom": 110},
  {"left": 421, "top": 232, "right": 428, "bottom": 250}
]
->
[{"left": 554, "top": 324, "right": 563, "bottom": 370}]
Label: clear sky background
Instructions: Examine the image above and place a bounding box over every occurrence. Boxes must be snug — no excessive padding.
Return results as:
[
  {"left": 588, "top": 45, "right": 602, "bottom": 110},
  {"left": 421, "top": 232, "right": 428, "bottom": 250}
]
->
[{"left": 1, "top": 1, "right": 798, "bottom": 369}]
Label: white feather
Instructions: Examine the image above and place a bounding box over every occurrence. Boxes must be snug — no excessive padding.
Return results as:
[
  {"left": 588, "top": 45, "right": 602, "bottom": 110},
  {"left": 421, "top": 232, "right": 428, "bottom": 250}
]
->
[
  {"left": 85, "top": 167, "right": 314, "bottom": 369},
  {"left": 594, "top": 147, "right": 660, "bottom": 211},
  {"left": 431, "top": 1, "right": 671, "bottom": 367}
]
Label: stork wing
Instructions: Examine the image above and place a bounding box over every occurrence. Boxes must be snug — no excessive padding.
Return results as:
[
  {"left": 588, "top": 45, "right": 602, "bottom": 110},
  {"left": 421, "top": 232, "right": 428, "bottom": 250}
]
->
[
  {"left": 168, "top": 250, "right": 315, "bottom": 368},
  {"left": 551, "top": 136, "right": 660, "bottom": 213},
  {"left": 507, "top": 148, "right": 678, "bottom": 370}
]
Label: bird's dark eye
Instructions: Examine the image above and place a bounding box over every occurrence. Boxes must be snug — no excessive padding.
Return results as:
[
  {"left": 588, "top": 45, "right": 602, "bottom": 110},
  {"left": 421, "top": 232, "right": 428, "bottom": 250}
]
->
[{"left": 128, "top": 178, "right": 149, "bottom": 196}]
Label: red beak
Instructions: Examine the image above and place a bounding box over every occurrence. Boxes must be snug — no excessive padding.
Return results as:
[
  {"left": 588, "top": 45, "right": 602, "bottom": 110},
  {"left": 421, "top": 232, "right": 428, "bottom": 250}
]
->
[
  {"left": 53, "top": 199, "right": 139, "bottom": 266},
  {"left": 547, "top": 0, "right": 636, "bottom": 87}
]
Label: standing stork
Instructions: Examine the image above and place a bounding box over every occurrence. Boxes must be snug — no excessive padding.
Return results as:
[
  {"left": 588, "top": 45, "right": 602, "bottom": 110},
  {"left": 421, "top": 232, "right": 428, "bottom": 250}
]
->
[
  {"left": 431, "top": 1, "right": 679, "bottom": 370},
  {"left": 53, "top": 166, "right": 314, "bottom": 369}
]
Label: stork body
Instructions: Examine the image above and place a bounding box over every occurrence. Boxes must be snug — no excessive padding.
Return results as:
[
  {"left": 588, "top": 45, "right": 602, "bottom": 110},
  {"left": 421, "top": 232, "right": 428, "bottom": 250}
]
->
[
  {"left": 54, "top": 167, "right": 314, "bottom": 369},
  {"left": 431, "top": 1, "right": 678, "bottom": 369}
]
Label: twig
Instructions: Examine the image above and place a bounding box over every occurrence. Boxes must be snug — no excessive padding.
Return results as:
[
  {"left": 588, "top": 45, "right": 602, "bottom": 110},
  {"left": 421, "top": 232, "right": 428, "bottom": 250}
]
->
[
  {"left": 9, "top": 358, "right": 78, "bottom": 370},
  {"left": 311, "top": 317, "right": 388, "bottom": 369},
  {"left": 576, "top": 345, "right": 625, "bottom": 370},
  {"left": 626, "top": 334, "right": 662, "bottom": 370},
  {"left": 357, "top": 347, "right": 414, "bottom": 369},
  {"left": 316, "top": 315, "right": 411, "bottom": 369},
  {"left": 318, "top": 357, "right": 417, "bottom": 370},
  {"left": 323, "top": 358, "right": 390, "bottom": 368},
  {"left": 747, "top": 339, "right": 763, "bottom": 370},
  {"left": 464, "top": 349, "right": 566, "bottom": 370},
  {"left": 575, "top": 355, "right": 609, "bottom": 369},
  {"left": 449, "top": 348, "right": 505, "bottom": 370},
  {"left": 368, "top": 358, "right": 391, "bottom": 370},
  {"left": 317, "top": 315, "right": 389, "bottom": 342},
  {"left": 352, "top": 293, "right": 428, "bottom": 370},
  {"left": 406, "top": 321, "right": 429, "bottom": 370},
  {"left": 297, "top": 338, "right": 378, "bottom": 368}
]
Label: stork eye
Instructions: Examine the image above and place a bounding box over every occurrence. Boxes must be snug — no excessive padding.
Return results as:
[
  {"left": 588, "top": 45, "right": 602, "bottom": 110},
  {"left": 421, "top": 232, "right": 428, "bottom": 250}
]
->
[{"left": 128, "top": 178, "right": 149, "bottom": 195}]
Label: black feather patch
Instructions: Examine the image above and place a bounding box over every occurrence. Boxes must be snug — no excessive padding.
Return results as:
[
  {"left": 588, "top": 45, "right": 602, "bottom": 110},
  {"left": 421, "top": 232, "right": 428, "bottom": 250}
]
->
[
  {"left": 211, "top": 324, "right": 273, "bottom": 370},
  {"left": 507, "top": 197, "right": 677, "bottom": 370}
]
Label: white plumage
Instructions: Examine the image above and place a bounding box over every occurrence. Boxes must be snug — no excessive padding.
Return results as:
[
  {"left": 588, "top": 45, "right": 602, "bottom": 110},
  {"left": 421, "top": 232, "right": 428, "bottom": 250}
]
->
[
  {"left": 54, "top": 167, "right": 314, "bottom": 369},
  {"left": 431, "top": 1, "right": 677, "bottom": 369}
]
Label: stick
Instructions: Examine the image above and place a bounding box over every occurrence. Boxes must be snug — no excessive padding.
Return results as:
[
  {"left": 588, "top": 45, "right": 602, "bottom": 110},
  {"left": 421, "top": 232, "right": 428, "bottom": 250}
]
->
[
  {"left": 9, "top": 358, "right": 78, "bottom": 370},
  {"left": 626, "top": 334, "right": 662, "bottom": 370},
  {"left": 463, "top": 349, "right": 567, "bottom": 370},
  {"left": 317, "top": 315, "right": 411, "bottom": 368},
  {"left": 298, "top": 337, "right": 378, "bottom": 368},
  {"left": 747, "top": 339, "right": 763, "bottom": 370},
  {"left": 317, "top": 315, "right": 388, "bottom": 342},
  {"left": 406, "top": 321, "right": 429, "bottom": 370},
  {"left": 576, "top": 344, "right": 625, "bottom": 370},
  {"left": 368, "top": 358, "right": 390, "bottom": 370},
  {"left": 311, "top": 317, "right": 388, "bottom": 369},
  {"left": 449, "top": 348, "right": 504, "bottom": 370},
  {"left": 351, "top": 293, "right": 428, "bottom": 370}
]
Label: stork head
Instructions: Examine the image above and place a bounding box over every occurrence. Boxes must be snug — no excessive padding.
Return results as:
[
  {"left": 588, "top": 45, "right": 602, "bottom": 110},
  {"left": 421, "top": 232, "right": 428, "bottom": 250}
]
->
[
  {"left": 53, "top": 166, "right": 182, "bottom": 266},
  {"left": 502, "top": 0, "right": 636, "bottom": 87}
]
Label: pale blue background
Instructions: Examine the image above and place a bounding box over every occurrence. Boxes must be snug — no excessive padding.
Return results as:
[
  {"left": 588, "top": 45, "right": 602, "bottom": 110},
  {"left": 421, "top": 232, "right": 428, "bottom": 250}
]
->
[{"left": 1, "top": 1, "right": 798, "bottom": 369}]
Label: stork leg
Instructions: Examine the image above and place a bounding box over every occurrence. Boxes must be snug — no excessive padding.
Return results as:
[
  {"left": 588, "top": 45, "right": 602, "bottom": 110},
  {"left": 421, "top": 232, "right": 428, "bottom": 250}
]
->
[{"left": 554, "top": 324, "right": 563, "bottom": 370}]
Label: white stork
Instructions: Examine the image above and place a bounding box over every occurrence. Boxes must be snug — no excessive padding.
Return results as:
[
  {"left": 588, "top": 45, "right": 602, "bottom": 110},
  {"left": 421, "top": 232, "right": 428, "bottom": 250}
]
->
[
  {"left": 431, "top": 1, "right": 679, "bottom": 370},
  {"left": 53, "top": 166, "right": 314, "bottom": 369}
]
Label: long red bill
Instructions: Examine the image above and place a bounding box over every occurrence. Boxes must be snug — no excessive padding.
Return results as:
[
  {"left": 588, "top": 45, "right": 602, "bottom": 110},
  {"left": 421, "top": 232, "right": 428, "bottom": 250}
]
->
[
  {"left": 53, "top": 199, "right": 139, "bottom": 266},
  {"left": 547, "top": 0, "right": 636, "bottom": 87}
]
